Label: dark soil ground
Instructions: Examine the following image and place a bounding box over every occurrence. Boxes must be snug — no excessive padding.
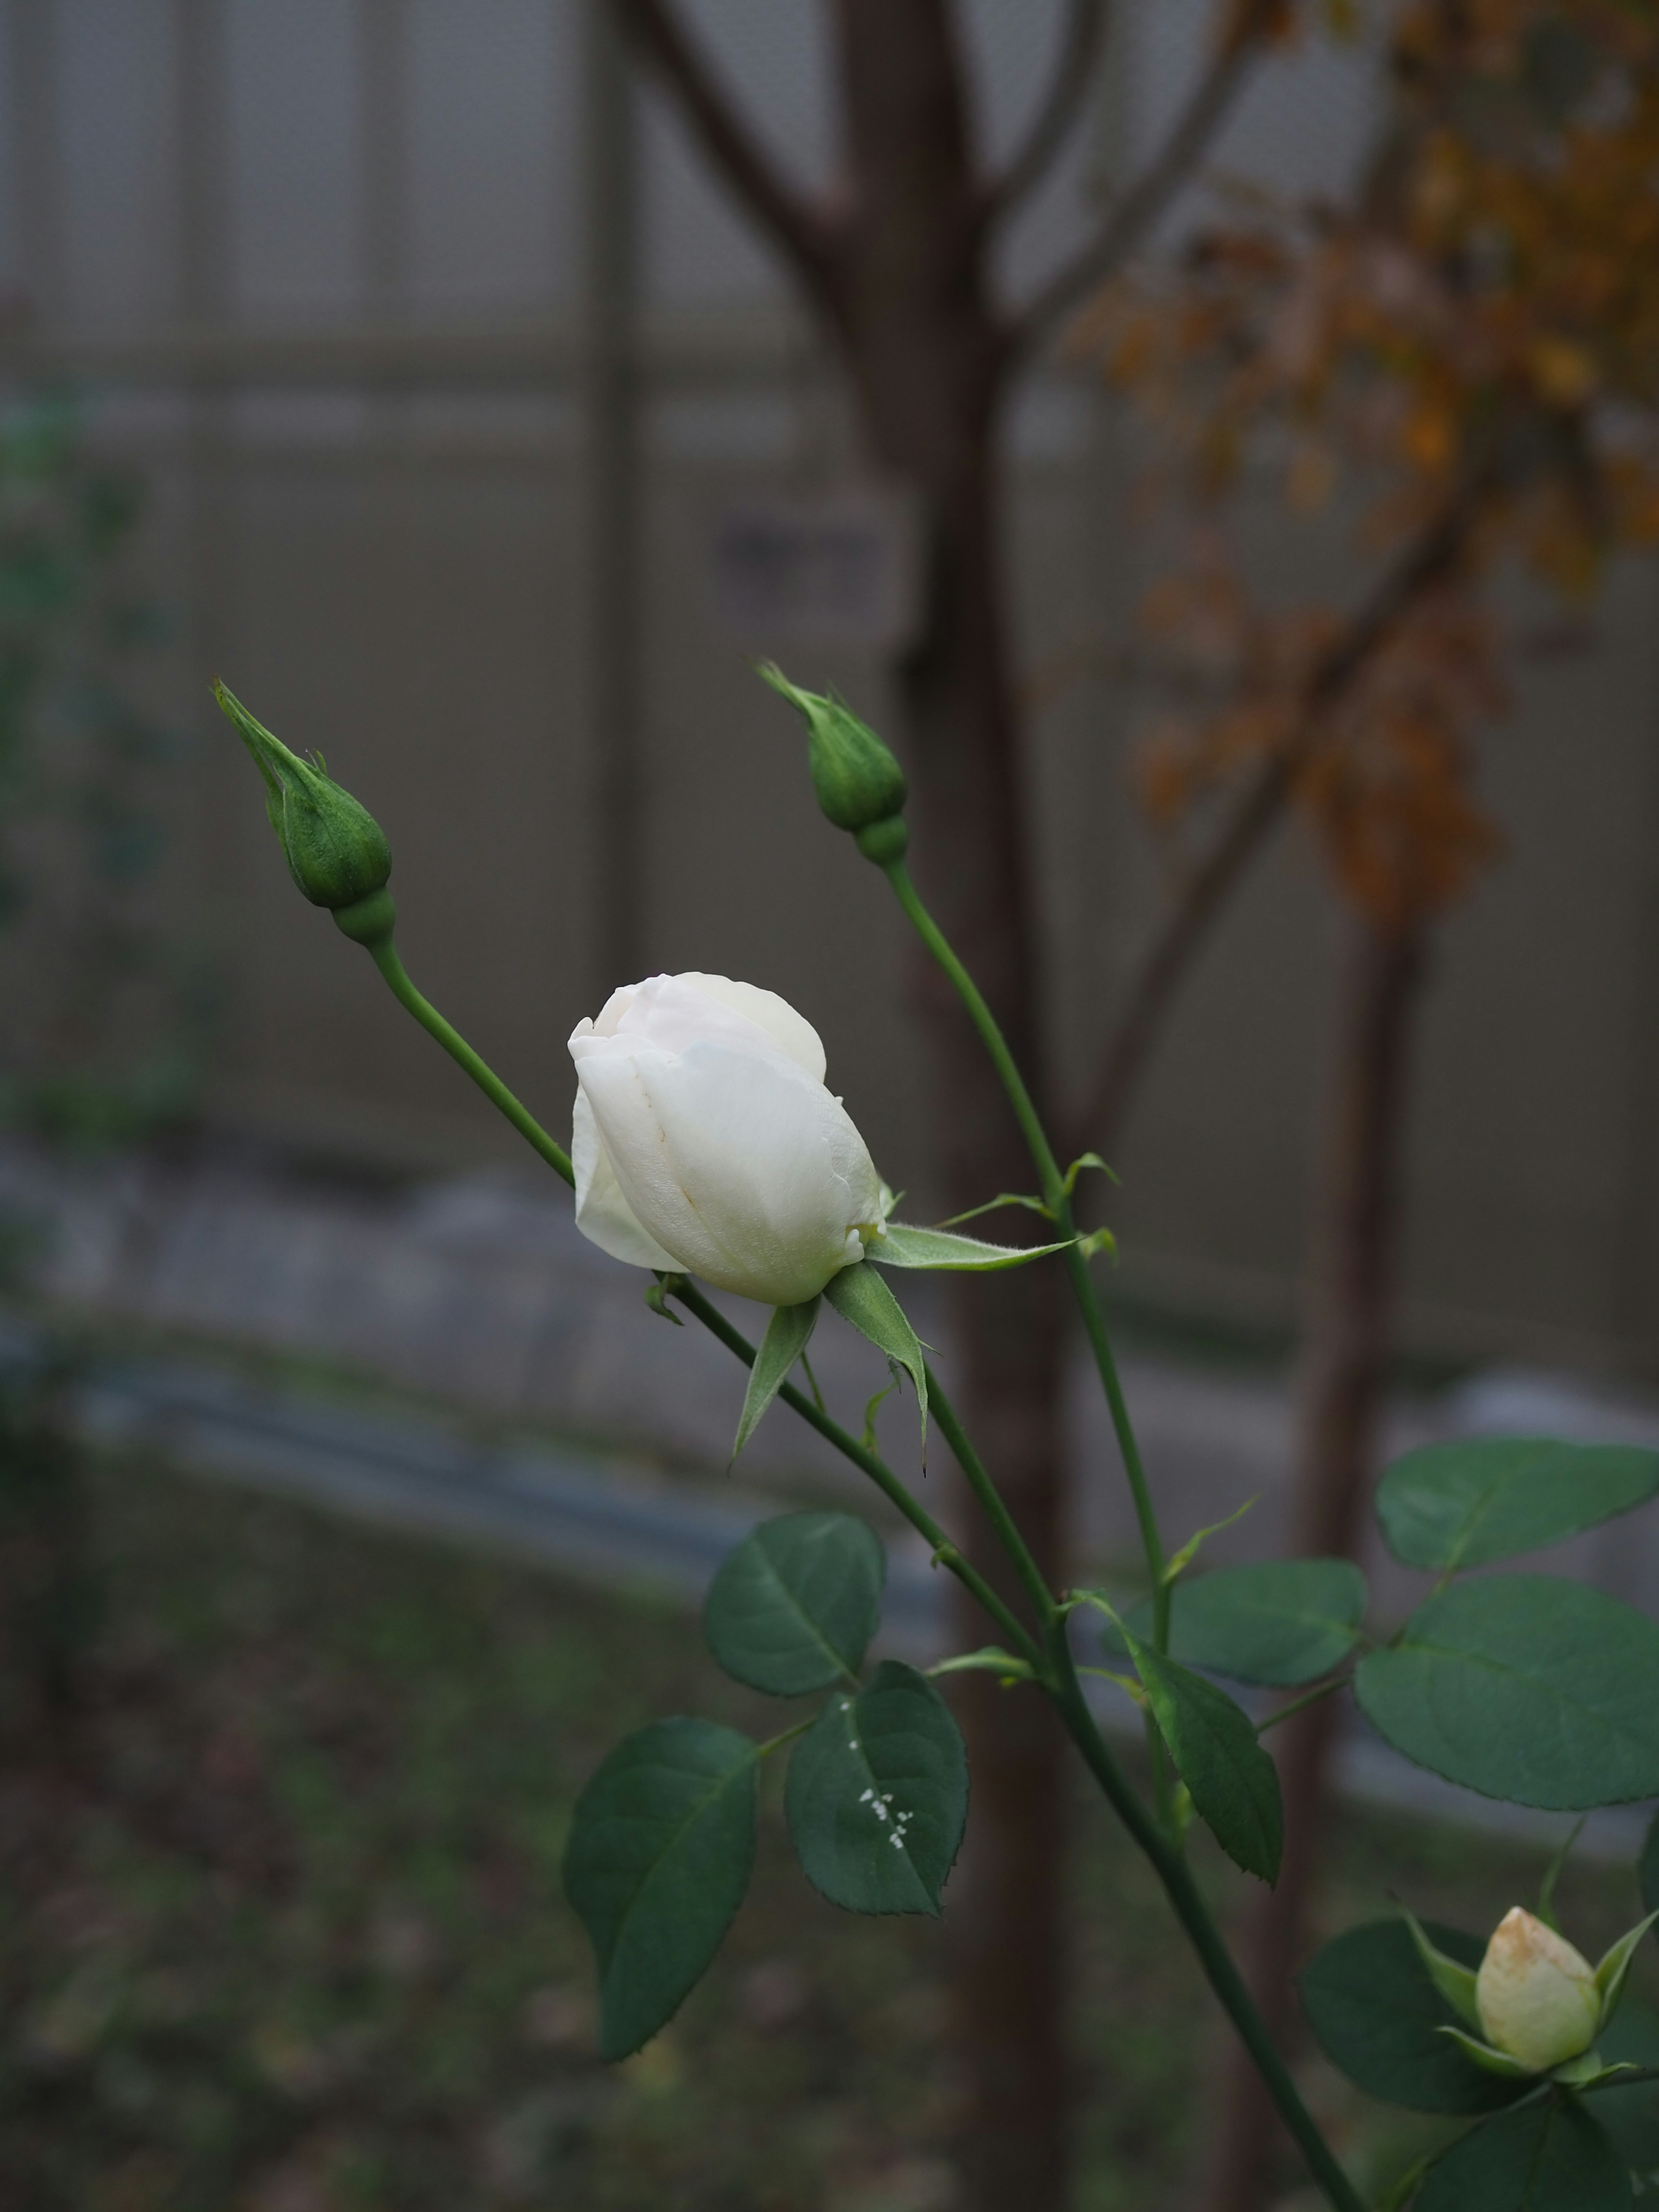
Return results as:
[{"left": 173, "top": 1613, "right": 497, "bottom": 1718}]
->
[{"left": 0, "top": 1453, "right": 1651, "bottom": 2212}]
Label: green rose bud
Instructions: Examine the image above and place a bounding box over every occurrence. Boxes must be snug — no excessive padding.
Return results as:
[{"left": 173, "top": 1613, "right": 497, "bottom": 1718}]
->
[
  {"left": 214, "top": 680, "right": 391, "bottom": 912},
  {"left": 758, "top": 664, "right": 908, "bottom": 836}
]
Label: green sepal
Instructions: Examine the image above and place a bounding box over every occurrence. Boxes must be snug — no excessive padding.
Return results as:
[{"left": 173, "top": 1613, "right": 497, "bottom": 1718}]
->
[
  {"left": 928, "top": 1646, "right": 1036, "bottom": 1684},
  {"left": 1435, "top": 2025, "right": 1536, "bottom": 2079},
  {"left": 1164, "top": 1495, "right": 1260, "bottom": 1585},
  {"left": 214, "top": 680, "right": 392, "bottom": 911},
  {"left": 757, "top": 663, "right": 907, "bottom": 833},
  {"left": 867, "top": 1221, "right": 1071, "bottom": 1272},
  {"left": 1403, "top": 1905, "right": 1484, "bottom": 2029},
  {"left": 823, "top": 1264, "right": 927, "bottom": 1450},
  {"left": 644, "top": 1278, "right": 684, "bottom": 1326},
  {"left": 1063, "top": 1150, "right": 1119, "bottom": 1194},
  {"left": 1551, "top": 2050, "right": 1632, "bottom": 2090},
  {"left": 938, "top": 1190, "right": 1053, "bottom": 1227},
  {"left": 731, "top": 1298, "right": 819, "bottom": 1462},
  {"left": 1593, "top": 1910, "right": 1659, "bottom": 2030}
]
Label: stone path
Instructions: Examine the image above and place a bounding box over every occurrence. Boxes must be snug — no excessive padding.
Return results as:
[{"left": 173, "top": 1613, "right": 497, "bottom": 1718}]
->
[{"left": 3, "top": 1131, "right": 1655, "bottom": 1855}]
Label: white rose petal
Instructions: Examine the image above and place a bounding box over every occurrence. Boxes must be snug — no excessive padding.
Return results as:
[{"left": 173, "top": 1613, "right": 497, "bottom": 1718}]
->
[
  {"left": 1476, "top": 1907, "right": 1600, "bottom": 2073},
  {"left": 569, "top": 972, "right": 880, "bottom": 1308}
]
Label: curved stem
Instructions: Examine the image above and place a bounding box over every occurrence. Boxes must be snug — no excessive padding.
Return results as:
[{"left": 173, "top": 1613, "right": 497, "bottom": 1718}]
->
[
  {"left": 365, "top": 938, "right": 576, "bottom": 1188},
  {"left": 1044, "top": 1634, "right": 1366, "bottom": 2212}
]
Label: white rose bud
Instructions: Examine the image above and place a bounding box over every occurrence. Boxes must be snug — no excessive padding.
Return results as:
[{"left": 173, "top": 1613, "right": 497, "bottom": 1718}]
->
[
  {"left": 1475, "top": 1907, "right": 1600, "bottom": 2072},
  {"left": 569, "top": 972, "right": 883, "bottom": 1308}
]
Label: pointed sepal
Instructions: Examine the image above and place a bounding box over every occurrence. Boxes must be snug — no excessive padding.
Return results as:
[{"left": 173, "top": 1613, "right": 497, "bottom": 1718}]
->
[
  {"left": 1403, "top": 1905, "right": 1484, "bottom": 2029},
  {"left": 1434, "top": 2025, "right": 1535, "bottom": 2079},
  {"left": 823, "top": 1264, "right": 927, "bottom": 1450},
  {"left": 1592, "top": 1909, "right": 1659, "bottom": 2032},
  {"left": 867, "top": 1221, "right": 1071, "bottom": 1272},
  {"left": 731, "top": 1299, "right": 820, "bottom": 1462}
]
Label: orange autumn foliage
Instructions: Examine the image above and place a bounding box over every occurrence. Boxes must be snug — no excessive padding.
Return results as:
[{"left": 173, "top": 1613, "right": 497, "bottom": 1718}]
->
[{"left": 1079, "top": 0, "right": 1659, "bottom": 931}]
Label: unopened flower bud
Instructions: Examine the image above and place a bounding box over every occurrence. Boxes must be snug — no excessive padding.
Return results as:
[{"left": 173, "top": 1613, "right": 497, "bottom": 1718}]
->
[
  {"left": 1476, "top": 1907, "right": 1599, "bottom": 2072},
  {"left": 759, "top": 664, "right": 907, "bottom": 836},
  {"left": 215, "top": 680, "right": 391, "bottom": 912}
]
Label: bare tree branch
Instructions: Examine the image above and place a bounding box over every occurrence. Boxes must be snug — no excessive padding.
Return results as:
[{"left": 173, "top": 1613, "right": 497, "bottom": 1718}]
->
[
  {"left": 612, "top": 0, "right": 837, "bottom": 294},
  {"left": 1007, "top": 0, "right": 1280, "bottom": 365},
  {"left": 982, "top": 0, "right": 1110, "bottom": 227},
  {"left": 1063, "top": 489, "right": 1482, "bottom": 1161}
]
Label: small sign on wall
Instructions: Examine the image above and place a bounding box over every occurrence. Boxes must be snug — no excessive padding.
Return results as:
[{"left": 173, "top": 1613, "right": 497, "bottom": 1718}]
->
[{"left": 709, "top": 486, "right": 922, "bottom": 652}]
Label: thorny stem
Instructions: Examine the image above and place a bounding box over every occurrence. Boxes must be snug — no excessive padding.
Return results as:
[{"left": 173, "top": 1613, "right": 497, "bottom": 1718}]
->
[{"left": 356, "top": 925, "right": 1364, "bottom": 2212}]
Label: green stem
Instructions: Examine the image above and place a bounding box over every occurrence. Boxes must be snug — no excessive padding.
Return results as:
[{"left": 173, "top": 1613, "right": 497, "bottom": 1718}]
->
[
  {"left": 352, "top": 912, "right": 1356, "bottom": 2207},
  {"left": 1254, "top": 1671, "right": 1354, "bottom": 1737},
  {"left": 756, "top": 1716, "right": 817, "bottom": 1758},
  {"left": 671, "top": 1281, "right": 1048, "bottom": 1680},
  {"left": 1045, "top": 1633, "right": 1367, "bottom": 2212},
  {"left": 926, "top": 1365, "right": 1057, "bottom": 1630},
  {"left": 881, "top": 857, "right": 1175, "bottom": 1814},
  {"left": 364, "top": 934, "right": 576, "bottom": 1188},
  {"left": 881, "top": 860, "right": 1168, "bottom": 1614}
]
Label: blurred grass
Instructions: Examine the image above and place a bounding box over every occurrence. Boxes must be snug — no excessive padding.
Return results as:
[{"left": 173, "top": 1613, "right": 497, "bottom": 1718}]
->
[{"left": 0, "top": 1453, "right": 1649, "bottom": 2212}]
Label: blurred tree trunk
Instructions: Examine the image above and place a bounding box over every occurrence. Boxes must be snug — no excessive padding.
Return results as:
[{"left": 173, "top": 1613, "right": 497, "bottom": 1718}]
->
[
  {"left": 610, "top": 4, "right": 1274, "bottom": 2198},
  {"left": 805, "top": 15, "right": 1077, "bottom": 2195},
  {"left": 1201, "top": 912, "right": 1427, "bottom": 2212}
]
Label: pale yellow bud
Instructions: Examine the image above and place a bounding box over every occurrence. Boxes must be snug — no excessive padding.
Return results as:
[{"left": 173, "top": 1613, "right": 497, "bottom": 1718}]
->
[{"left": 1475, "top": 1907, "right": 1599, "bottom": 2073}]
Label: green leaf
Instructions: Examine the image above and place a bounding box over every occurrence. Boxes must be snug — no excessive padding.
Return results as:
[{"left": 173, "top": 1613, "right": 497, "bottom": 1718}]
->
[
  {"left": 1373, "top": 2155, "right": 1435, "bottom": 2212},
  {"left": 1641, "top": 1807, "right": 1659, "bottom": 1922},
  {"left": 702, "top": 1511, "right": 884, "bottom": 1697},
  {"left": 563, "top": 1718, "right": 758, "bottom": 2059},
  {"left": 1107, "top": 1560, "right": 1368, "bottom": 1688},
  {"left": 1595, "top": 1996, "right": 1659, "bottom": 2181},
  {"left": 823, "top": 1264, "right": 927, "bottom": 1446},
  {"left": 1118, "top": 1620, "right": 1283, "bottom": 1881},
  {"left": 1301, "top": 1919, "right": 1532, "bottom": 2114},
  {"left": 1416, "top": 2094, "right": 1631, "bottom": 2212},
  {"left": 785, "top": 1661, "right": 968, "bottom": 1915},
  {"left": 868, "top": 1222, "right": 1071, "bottom": 1271},
  {"left": 1376, "top": 1438, "right": 1659, "bottom": 1572},
  {"left": 731, "top": 1299, "right": 819, "bottom": 1462},
  {"left": 1355, "top": 1577, "right": 1659, "bottom": 1809}
]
